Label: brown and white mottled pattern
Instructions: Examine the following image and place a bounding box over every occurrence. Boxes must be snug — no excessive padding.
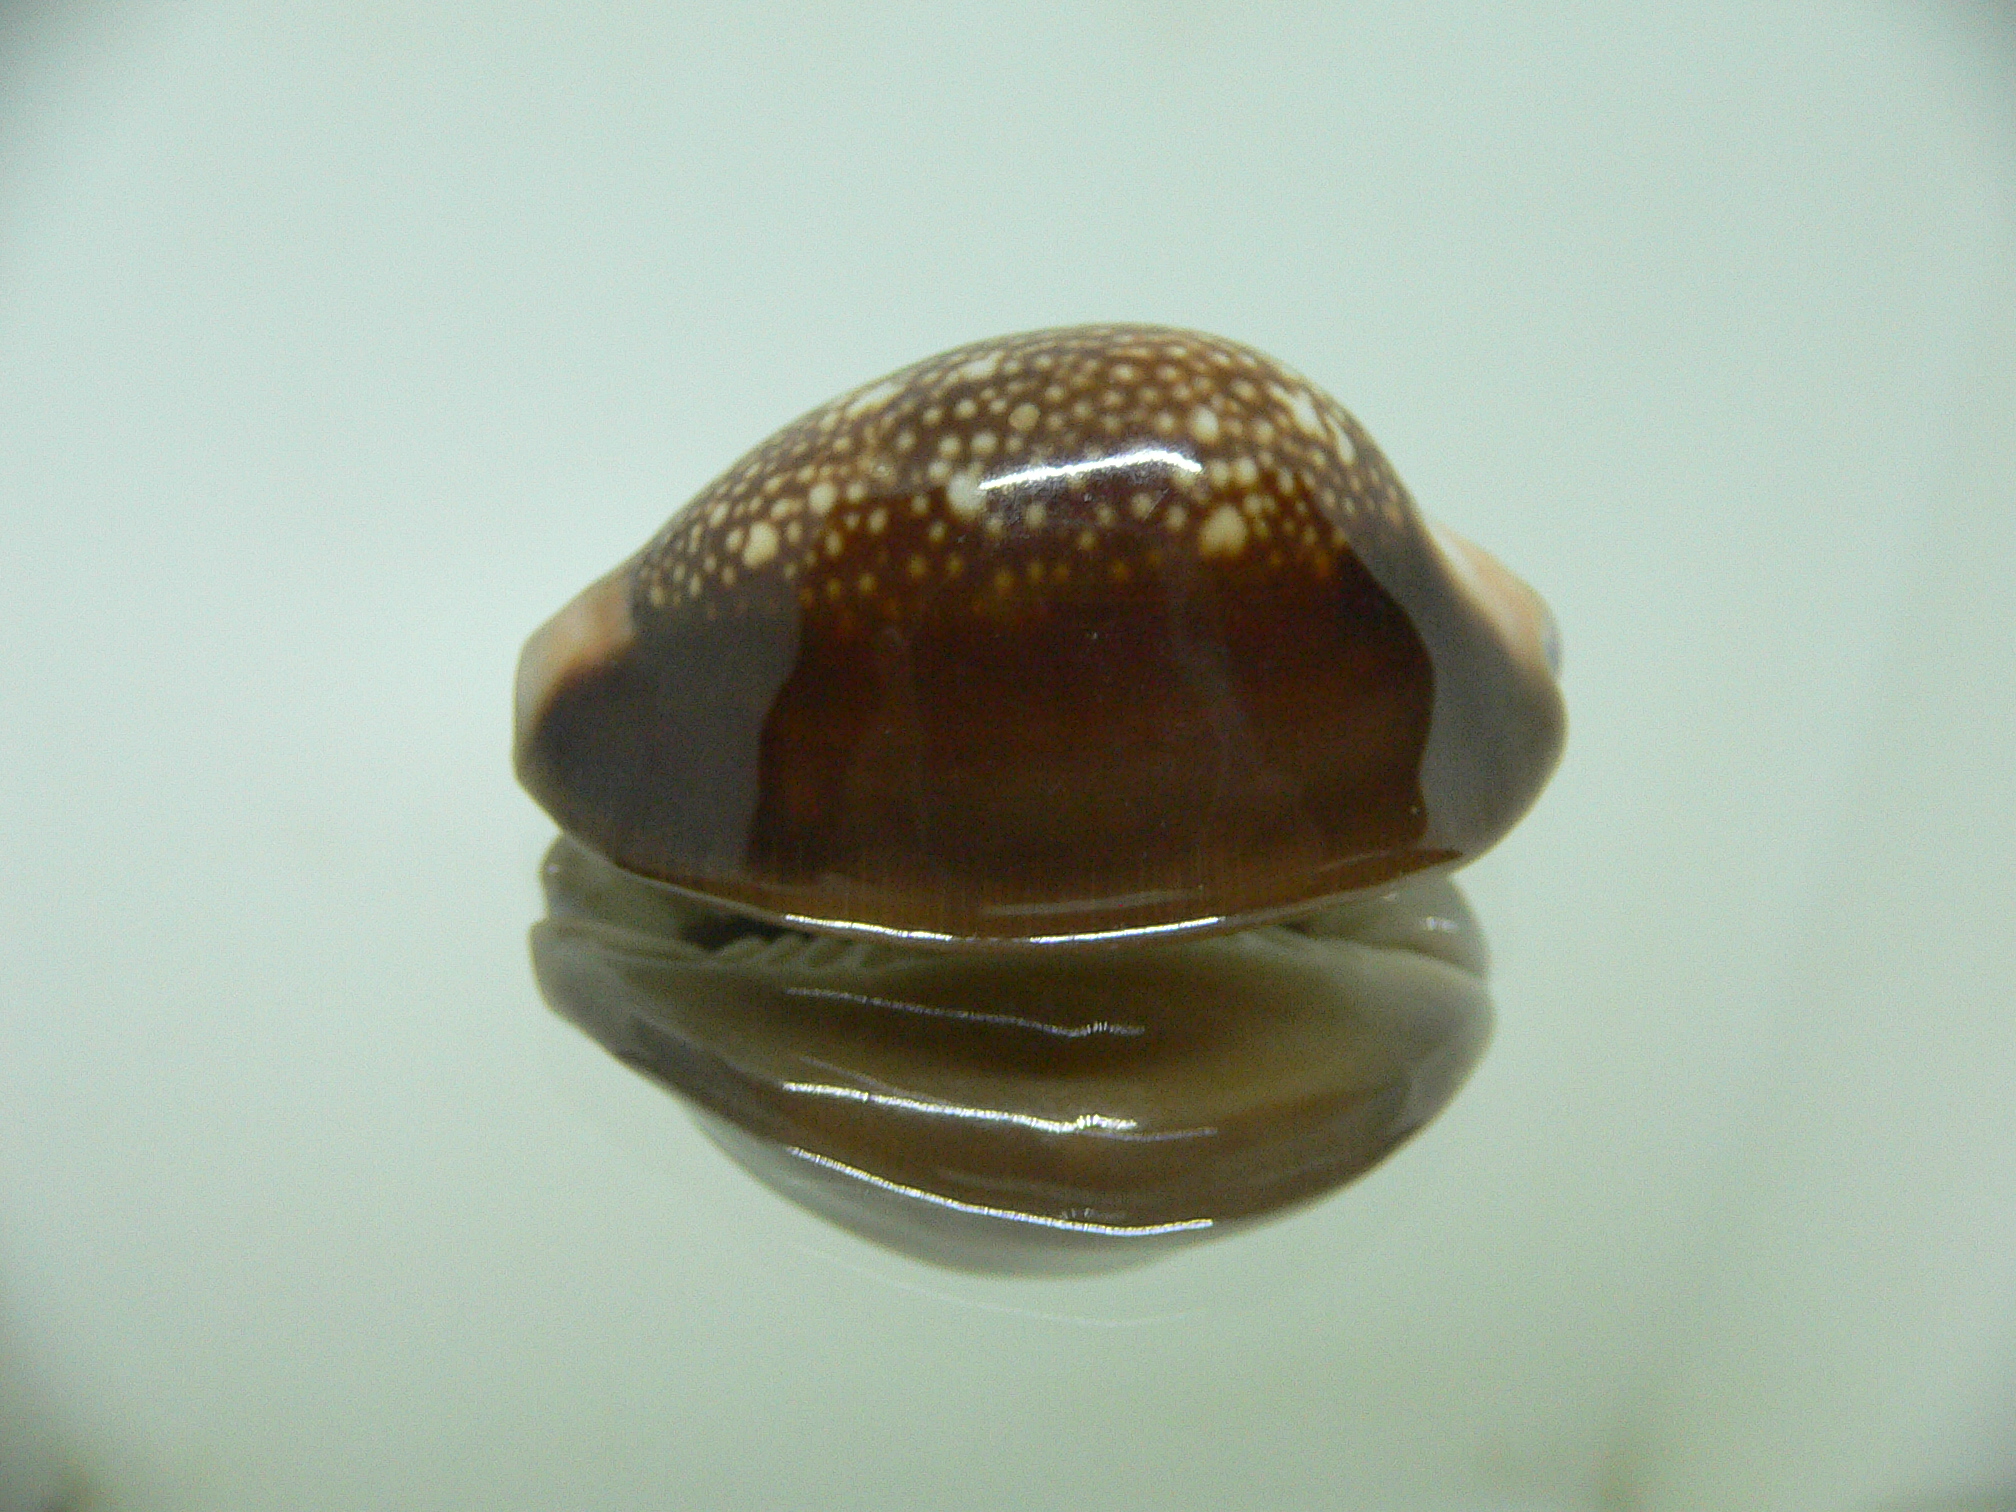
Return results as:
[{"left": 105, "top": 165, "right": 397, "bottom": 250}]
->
[
  {"left": 627, "top": 325, "right": 1418, "bottom": 634},
  {"left": 516, "top": 324, "right": 1566, "bottom": 947}
]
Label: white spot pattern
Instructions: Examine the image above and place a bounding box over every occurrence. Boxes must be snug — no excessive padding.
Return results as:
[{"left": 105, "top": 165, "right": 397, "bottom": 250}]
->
[{"left": 630, "top": 325, "right": 1406, "bottom": 626}]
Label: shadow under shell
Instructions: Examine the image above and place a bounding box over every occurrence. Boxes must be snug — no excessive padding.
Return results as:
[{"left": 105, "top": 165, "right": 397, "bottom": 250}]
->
[{"left": 530, "top": 838, "right": 1493, "bottom": 1275}]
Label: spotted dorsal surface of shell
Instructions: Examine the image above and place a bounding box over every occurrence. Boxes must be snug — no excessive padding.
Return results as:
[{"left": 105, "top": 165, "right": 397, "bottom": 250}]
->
[{"left": 516, "top": 324, "right": 1564, "bottom": 946}]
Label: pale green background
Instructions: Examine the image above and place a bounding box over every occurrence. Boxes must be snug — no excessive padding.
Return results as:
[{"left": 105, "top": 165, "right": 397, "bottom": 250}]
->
[{"left": 2, "top": 3, "right": 2012, "bottom": 1509}]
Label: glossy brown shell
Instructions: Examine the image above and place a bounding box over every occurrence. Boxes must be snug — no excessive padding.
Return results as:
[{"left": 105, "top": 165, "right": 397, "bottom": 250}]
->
[
  {"left": 531, "top": 837, "right": 1492, "bottom": 1274},
  {"left": 516, "top": 325, "right": 1563, "bottom": 944}
]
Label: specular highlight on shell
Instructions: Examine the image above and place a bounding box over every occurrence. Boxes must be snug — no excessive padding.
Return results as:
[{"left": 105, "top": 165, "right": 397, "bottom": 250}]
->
[{"left": 515, "top": 323, "right": 1564, "bottom": 945}]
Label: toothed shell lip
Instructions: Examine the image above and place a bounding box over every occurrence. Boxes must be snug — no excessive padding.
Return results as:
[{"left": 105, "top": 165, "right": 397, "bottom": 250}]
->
[{"left": 537, "top": 832, "right": 1490, "bottom": 977}]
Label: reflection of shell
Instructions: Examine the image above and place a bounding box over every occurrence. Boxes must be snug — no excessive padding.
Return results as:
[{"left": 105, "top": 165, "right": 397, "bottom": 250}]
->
[
  {"left": 515, "top": 324, "right": 1565, "bottom": 947},
  {"left": 532, "top": 839, "right": 1493, "bottom": 1275}
]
